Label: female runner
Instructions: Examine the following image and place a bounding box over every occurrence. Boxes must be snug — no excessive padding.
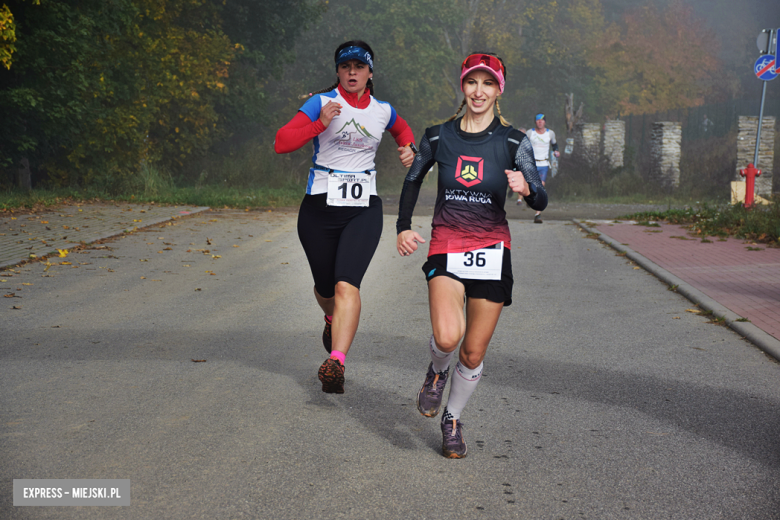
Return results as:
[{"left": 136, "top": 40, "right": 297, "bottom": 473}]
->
[
  {"left": 396, "top": 53, "right": 547, "bottom": 458},
  {"left": 275, "top": 40, "right": 415, "bottom": 394}
]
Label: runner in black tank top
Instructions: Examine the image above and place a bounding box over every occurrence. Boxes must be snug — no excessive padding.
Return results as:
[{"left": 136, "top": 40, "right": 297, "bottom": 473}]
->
[{"left": 396, "top": 53, "right": 547, "bottom": 458}]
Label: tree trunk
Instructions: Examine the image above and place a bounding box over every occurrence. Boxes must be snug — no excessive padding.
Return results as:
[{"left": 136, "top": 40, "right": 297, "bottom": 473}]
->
[{"left": 17, "top": 157, "right": 31, "bottom": 191}]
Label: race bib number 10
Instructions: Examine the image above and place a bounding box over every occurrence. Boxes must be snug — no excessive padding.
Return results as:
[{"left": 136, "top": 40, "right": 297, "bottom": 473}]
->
[
  {"left": 446, "top": 242, "right": 504, "bottom": 280},
  {"left": 327, "top": 171, "right": 373, "bottom": 207}
]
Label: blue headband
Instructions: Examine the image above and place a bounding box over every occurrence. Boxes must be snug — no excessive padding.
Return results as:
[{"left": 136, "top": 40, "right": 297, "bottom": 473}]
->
[
  {"left": 336, "top": 46, "right": 374, "bottom": 71},
  {"left": 536, "top": 114, "right": 545, "bottom": 121}
]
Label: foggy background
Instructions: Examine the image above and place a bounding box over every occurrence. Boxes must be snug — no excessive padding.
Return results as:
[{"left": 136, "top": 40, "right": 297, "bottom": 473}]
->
[{"left": 1, "top": 0, "right": 779, "bottom": 200}]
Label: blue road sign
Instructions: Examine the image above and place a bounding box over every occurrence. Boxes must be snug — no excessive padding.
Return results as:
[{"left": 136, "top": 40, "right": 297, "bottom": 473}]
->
[{"left": 755, "top": 54, "right": 777, "bottom": 81}]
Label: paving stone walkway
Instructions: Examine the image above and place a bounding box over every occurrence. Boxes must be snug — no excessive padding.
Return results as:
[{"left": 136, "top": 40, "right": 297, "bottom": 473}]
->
[
  {"left": 589, "top": 220, "right": 780, "bottom": 342},
  {"left": 0, "top": 203, "right": 208, "bottom": 269}
]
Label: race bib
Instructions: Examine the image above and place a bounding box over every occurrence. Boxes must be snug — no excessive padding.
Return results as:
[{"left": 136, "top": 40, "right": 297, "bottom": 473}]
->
[
  {"left": 326, "top": 171, "right": 374, "bottom": 207},
  {"left": 446, "top": 242, "right": 504, "bottom": 280}
]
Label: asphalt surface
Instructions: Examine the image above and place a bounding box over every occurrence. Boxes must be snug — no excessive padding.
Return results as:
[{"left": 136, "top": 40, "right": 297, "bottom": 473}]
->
[{"left": 1, "top": 209, "right": 779, "bottom": 519}]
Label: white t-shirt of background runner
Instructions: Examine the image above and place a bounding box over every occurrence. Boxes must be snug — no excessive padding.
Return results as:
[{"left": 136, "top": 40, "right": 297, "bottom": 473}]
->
[
  {"left": 528, "top": 128, "right": 556, "bottom": 168},
  {"left": 299, "top": 89, "right": 397, "bottom": 196}
]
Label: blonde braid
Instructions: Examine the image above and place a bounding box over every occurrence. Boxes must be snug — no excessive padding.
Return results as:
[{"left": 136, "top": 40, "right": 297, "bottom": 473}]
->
[
  {"left": 298, "top": 81, "right": 339, "bottom": 100},
  {"left": 495, "top": 98, "right": 510, "bottom": 126},
  {"left": 445, "top": 98, "right": 467, "bottom": 122}
]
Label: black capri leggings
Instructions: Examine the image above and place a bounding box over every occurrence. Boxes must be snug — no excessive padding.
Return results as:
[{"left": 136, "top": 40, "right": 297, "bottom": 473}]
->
[{"left": 297, "top": 193, "right": 383, "bottom": 299}]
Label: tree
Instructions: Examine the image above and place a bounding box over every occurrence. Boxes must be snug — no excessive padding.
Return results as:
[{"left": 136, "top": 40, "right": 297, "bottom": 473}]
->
[
  {"left": 588, "top": 1, "right": 732, "bottom": 116},
  {"left": 1, "top": 0, "right": 235, "bottom": 187}
]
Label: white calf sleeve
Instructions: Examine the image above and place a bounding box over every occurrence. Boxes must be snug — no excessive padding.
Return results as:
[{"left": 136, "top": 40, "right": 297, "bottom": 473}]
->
[
  {"left": 429, "top": 334, "right": 454, "bottom": 373},
  {"left": 445, "top": 361, "right": 483, "bottom": 420}
]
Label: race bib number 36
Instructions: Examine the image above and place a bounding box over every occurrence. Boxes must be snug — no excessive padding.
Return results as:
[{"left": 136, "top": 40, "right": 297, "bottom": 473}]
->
[
  {"left": 446, "top": 242, "right": 503, "bottom": 280},
  {"left": 327, "top": 171, "right": 373, "bottom": 207}
]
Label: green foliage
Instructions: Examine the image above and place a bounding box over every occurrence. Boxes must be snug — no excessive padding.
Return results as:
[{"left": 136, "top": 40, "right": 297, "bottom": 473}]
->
[
  {"left": 621, "top": 199, "right": 780, "bottom": 246},
  {"left": 0, "top": 0, "right": 322, "bottom": 190}
]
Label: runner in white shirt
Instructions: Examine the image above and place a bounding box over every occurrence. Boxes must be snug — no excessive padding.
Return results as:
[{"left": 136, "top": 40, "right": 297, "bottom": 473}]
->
[{"left": 521, "top": 113, "right": 559, "bottom": 223}]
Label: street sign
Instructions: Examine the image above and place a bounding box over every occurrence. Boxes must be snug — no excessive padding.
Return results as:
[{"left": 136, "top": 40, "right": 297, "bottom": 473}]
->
[
  {"left": 757, "top": 28, "right": 778, "bottom": 55},
  {"left": 755, "top": 54, "right": 777, "bottom": 81}
]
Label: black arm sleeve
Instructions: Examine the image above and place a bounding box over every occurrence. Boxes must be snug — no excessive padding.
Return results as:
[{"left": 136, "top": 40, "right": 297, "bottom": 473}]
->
[
  {"left": 515, "top": 135, "right": 548, "bottom": 211},
  {"left": 551, "top": 141, "right": 559, "bottom": 153},
  {"left": 396, "top": 133, "right": 436, "bottom": 234}
]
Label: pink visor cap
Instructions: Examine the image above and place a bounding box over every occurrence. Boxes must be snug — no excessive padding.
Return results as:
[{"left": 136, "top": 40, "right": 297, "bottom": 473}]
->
[{"left": 460, "top": 54, "right": 506, "bottom": 94}]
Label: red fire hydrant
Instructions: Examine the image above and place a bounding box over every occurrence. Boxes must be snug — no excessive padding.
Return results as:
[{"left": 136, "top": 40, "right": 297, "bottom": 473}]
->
[{"left": 739, "top": 163, "right": 762, "bottom": 208}]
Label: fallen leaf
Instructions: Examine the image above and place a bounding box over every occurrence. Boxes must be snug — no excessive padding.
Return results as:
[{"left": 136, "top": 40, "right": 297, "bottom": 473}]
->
[
  {"left": 62, "top": 225, "right": 69, "bottom": 230},
  {"left": 164, "top": 247, "right": 172, "bottom": 251},
  {"left": 265, "top": 240, "right": 272, "bottom": 242},
  {"left": 57, "top": 249, "right": 68, "bottom": 257},
  {"left": 22, "top": 283, "right": 32, "bottom": 286},
  {"left": 40, "top": 221, "right": 48, "bottom": 224},
  {"left": 211, "top": 255, "right": 221, "bottom": 259},
  {"left": 140, "top": 276, "right": 146, "bottom": 279},
  {"left": 673, "top": 317, "right": 680, "bottom": 319},
  {"left": 206, "top": 238, "right": 212, "bottom": 245},
  {"left": 191, "top": 359, "right": 207, "bottom": 362},
  {"left": 195, "top": 288, "right": 201, "bottom": 291},
  {"left": 633, "top": 267, "right": 641, "bottom": 270},
  {"left": 139, "top": 259, "right": 148, "bottom": 262},
  {"left": 157, "top": 251, "right": 164, "bottom": 254},
  {"left": 233, "top": 245, "right": 239, "bottom": 248},
  {"left": 4, "top": 293, "right": 17, "bottom": 298},
  {"left": 686, "top": 309, "right": 702, "bottom": 314},
  {"left": 12, "top": 305, "right": 21, "bottom": 309},
  {"left": 60, "top": 261, "right": 72, "bottom": 265}
]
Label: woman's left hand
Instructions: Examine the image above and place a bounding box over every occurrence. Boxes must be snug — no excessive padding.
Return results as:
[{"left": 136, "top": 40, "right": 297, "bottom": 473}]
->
[
  {"left": 398, "top": 145, "right": 415, "bottom": 168},
  {"left": 506, "top": 170, "right": 530, "bottom": 197}
]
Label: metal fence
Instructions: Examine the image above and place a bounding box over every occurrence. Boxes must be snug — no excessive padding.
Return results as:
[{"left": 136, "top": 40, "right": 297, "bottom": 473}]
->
[{"left": 624, "top": 98, "right": 780, "bottom": 152}]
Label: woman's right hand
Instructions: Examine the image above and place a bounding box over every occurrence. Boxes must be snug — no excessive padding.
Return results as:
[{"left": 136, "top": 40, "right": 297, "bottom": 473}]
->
[
  {"left": 319, "top": 101, "right": 342, "bottom": 128},
  {"left": 397, "top": 230, "right": 426, "bottom": 257}
]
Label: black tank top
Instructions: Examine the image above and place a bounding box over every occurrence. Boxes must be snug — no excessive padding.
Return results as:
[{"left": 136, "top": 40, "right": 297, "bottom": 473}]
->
[{"left": 429, "top": 119, "right": 514, "bottom": 254}]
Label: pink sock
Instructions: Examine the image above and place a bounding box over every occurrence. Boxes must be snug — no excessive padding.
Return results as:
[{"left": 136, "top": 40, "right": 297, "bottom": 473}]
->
[{"left": 330, "top": 350, "right": 346, "bottom": 365}]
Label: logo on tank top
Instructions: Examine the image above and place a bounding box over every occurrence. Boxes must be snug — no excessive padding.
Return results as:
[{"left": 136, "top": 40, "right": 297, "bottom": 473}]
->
[
  {"left": 332, "top": 118, "right": 378, "bottom": 152},
  {"left": 455, "top": 155, "right": 483, "bottom": 187}
]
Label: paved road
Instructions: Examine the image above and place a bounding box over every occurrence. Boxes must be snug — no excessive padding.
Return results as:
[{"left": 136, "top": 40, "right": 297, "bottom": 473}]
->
[{"left": 2, "top": 211, "right": 779, "bottom": 519}]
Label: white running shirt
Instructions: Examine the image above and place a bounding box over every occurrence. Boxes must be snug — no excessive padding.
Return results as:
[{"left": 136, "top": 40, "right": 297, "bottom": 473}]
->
[
  {"left": 528, "top": 128, "right": 556, "bottom": 168},
  {"left": 299, "top": 88, "right": 397, "bottom": 195}
]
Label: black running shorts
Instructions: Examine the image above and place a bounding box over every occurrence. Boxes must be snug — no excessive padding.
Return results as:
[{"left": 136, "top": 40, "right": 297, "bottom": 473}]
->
[
  {"left": 297, "top": 193, "right": 383, "bottom": 299},
  {"left": 421, "top": 247, "right": 513, "bottom": 306}
]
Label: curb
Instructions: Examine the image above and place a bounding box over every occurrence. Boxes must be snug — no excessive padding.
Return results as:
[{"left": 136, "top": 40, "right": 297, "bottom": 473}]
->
[
  {"left": 574, "top": 219, "right": 780, "bottom": 363},
  {"left": 0, "top": 206, "right": 211, "bottom": 270}
]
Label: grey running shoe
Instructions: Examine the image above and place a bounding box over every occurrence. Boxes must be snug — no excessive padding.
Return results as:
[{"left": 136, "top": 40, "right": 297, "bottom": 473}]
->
[
  {"left": 318, "top": 358, "right": 344, "bottom": 394},
  {"left": 322, "top": 316, "right": 332, "bottom": 354},
  {"left": 534, "top": 214, "right": 543, "bottom": 224},
  {"left": 441, "top": 417, "right": 467, "bottom": 458},
  {"left": 416, "top": 363, "right": 449, "bottom": 417}
]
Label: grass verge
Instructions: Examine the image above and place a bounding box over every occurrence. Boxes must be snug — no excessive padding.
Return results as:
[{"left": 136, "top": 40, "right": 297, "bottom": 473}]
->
[
  {"left": 621, "top": 197, "right": 780, "bottom": 246},
  {"left": 0, "top": 185, "right": 303, "bottom": 212}
]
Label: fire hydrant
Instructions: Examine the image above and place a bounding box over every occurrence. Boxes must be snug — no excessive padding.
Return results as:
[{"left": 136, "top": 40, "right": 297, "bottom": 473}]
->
[{"left": 739, "top": 163, "right": 762, "bottom": 208}]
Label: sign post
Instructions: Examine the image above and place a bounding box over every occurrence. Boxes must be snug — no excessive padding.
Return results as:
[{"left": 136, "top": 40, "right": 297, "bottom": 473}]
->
[{"left": 752, "top": 29, "right": 777, "bottom": 167}]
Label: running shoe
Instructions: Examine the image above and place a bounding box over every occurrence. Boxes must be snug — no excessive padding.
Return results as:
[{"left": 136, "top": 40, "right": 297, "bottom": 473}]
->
[
  {"left": 318, "top": 357, "right": 345, "bottom": 394},
  {"left": 322, "top": 315, "right": 332, "bottom": 354},
  {"left": 441, "top": 417, "right": 467, "bottom": 458},
  {"left": 534, "top": 214, "right": 543, "bottom": 224},
  {"left": 416, "top": 362, "right": 449, "bottom": 417}
]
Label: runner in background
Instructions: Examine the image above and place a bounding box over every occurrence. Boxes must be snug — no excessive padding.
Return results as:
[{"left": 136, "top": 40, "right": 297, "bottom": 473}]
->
[
  {"left": 396, "top": 52, "right": 547, "bottom": 458},
  {"left": 275, "top": 40, "right": 415, "bottom": 394},
  {"left": 522, "top": 113, "right": 559, "bottom": 224}
]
